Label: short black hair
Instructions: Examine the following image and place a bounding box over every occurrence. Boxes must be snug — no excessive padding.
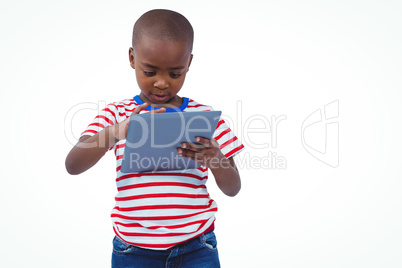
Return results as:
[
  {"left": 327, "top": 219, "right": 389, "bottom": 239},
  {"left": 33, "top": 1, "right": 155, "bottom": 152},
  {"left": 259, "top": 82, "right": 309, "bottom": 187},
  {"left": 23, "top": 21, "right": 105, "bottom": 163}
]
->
[{"left": 132, "top": 9, "right": 194, "bottom": 52}]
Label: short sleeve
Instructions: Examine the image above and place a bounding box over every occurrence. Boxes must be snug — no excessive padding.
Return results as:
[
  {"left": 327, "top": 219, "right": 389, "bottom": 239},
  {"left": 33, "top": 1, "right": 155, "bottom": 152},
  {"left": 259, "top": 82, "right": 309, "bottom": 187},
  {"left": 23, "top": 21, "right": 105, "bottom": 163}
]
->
[
  {"left": 80, "top": 103, "right": 120, "bottom": 138},
  {"left": 213, "top": 118, "right": 245, "bottom": 159}
]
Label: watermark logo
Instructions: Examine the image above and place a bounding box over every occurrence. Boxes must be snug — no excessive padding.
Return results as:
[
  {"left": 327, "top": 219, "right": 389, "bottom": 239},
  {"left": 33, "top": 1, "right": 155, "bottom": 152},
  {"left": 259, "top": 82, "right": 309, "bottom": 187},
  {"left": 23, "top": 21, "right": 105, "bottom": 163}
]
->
[
  {"left": 126, "top": 152, "right": 232, "bottom": 172},
  {"left": 65, "top": 100, "right": 341, "bottom": 170},
  {"left": 64, "top": 100, "right": 107, "bottom": 148},
  {"left": 223, "top": 101, "right": 287, "bottom": 170},
  {"left": 64, "top": 100, "right": 288, "bottom": 170},
  {"left": 301, "top": 100, "right": 339, "bottom": 167}
]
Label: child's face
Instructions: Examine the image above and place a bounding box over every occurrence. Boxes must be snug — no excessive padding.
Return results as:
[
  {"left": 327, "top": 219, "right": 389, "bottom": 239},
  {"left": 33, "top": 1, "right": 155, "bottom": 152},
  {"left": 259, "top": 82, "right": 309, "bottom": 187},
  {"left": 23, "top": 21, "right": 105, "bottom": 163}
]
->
[{"left": 129, "top": 36, "right": 193, "bottom": 107}]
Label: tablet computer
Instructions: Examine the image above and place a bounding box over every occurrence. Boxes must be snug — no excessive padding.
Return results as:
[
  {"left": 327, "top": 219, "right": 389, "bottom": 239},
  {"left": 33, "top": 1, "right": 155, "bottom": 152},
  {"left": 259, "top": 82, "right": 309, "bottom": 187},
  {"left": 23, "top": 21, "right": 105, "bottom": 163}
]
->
[{"left": 120, "top": 111, "right": 222, "bottom": 173}]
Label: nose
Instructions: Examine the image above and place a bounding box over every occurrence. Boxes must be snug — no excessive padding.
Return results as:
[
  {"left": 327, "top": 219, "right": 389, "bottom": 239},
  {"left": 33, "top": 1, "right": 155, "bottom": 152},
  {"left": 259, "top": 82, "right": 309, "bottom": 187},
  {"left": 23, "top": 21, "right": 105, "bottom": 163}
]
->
[{"left": 154, "top": 76, "right": 168, "bottom": 89}]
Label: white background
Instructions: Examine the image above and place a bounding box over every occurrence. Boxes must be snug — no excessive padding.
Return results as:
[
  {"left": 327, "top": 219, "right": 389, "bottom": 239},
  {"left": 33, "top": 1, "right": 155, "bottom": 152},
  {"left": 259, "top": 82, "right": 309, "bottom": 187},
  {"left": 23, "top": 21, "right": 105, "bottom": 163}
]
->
[{"left": 1, "top": 0, "right": 401, "bottom": 267}]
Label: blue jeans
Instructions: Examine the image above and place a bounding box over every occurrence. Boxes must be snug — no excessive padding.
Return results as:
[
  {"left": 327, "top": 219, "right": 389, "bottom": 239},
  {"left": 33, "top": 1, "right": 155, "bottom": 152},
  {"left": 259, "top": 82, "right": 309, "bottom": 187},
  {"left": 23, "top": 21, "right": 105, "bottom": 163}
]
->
[{"left": 112, "top": 231, "right": 220, "bottom": 268}]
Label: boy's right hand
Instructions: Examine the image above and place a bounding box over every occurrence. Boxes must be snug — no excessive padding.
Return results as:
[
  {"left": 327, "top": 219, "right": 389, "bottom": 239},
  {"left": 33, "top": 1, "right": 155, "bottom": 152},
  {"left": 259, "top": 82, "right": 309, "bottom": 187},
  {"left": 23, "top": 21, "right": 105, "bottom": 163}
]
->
[
  {"left": 66, "top": 103, "right": 165, "bottom": 175},
  {"left": 112, "top": 103, "right": 166, "bottom": 141}
]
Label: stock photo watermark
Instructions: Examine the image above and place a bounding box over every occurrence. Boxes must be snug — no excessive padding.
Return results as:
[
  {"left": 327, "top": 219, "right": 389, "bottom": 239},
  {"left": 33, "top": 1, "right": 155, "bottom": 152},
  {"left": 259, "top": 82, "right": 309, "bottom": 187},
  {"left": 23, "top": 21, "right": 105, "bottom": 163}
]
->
[
  {"left": 301, "top": 100, "right": 339, "bottom": 168},
  {"left": 64, "top": 99, "right": 339, "bottom": 170}
]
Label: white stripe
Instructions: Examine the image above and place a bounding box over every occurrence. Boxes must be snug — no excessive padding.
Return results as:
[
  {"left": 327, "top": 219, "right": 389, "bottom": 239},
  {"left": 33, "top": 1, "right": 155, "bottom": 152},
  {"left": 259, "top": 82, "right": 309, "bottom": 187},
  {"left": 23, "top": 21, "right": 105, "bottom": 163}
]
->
[
  {"left": 80, "top": 97, "right": 241, "bottom": 249},
  {"left": 116, "top": 196, "right": 211, "bottom": 208},
  {"left": 116, "top": 187, "right": 209, "bottom": 197}
]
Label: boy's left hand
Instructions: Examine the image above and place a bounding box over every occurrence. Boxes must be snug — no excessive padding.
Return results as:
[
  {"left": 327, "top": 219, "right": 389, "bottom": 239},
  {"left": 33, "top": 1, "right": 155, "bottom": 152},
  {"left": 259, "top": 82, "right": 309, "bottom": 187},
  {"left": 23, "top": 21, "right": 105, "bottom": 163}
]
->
[{"left": 177, "top": 137, "right": 231, "bottom": 170}]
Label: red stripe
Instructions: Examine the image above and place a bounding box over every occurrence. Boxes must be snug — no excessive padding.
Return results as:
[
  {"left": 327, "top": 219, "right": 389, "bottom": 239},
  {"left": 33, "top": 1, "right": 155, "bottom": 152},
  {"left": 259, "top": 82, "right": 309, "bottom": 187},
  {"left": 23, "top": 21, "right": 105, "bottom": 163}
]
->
[
  {"left": 109, "top": 103, "right": 118, "bottom": 110},
  {"left": 215, "top": 128, "right": 231, "bottom": 140},
  {"left": 117, "top": 172, "right": 206, "bottom": 182},
  {"left": 115, "top": 145, "right": 124, "bottom": 159},
  {"left": 95, "top": 115, "right": 114, "bottom": 125},
  {"left": 197, "top": 166, "right": 208, "bottom": 172},
  {"left": 187, "top": 104, "right": 208, "bottom": 108},
  {"left": 116, "top": 144, "right": 125, "bottom": 149},
  {"left": 110, "top": 102, "right": 136, "bottom": 110},
  {"left": 104, "top": 107, "right": 117, "bottom": 122},
  {"left": 88, "top": 122, "right": 105, "bottom": 128},
  {"left": 81, "top": 129, "right": 97, "bottom": 135},
  {"left": 115, "top": 219, "right": 208, "bottom": 230},
  {"left": 115, "top": 193, "right": 209, "bottom": 201},
  {"left": 216, "top": 120, "right": 225, "bottom": 129},
  {"left": 114, "top": 200, "right": 214, "bottom": 212},
  {"left": 116, "top": 173, "right": 145, "bottom": 182},
  {"left": 117, "top": 220, "right": 208, "bottom": 237},
  {"left": 118, "top": 111, "right": 128, "bottom": 117},
  {"left": 220, "top": 136, "right": 238, "bottom": 149},
  {"left": 118, "top": 182, "right": 206, "bottom": 192},
  {"left": 224, "top": 144, "right": 245, "bottom": 158},
  {"left": 109, "top": 103, "right": 128, "bottom": 110},
  {"left": 118, "top": 231, "right": 192, "bottom": 237},
  {"left": 158, "top": 172, "right": 206, "bottom": 180},
  {"left": 111, "top": 207, "right": 217, "bottom": 221}
]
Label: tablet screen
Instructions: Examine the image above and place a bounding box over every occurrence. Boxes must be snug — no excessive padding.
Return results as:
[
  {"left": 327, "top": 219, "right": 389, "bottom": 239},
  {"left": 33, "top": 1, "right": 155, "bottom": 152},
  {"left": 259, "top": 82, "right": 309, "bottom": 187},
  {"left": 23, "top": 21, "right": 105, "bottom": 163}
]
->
[{"left": 121, "top": 111, "right": 222, "bottom": 173}]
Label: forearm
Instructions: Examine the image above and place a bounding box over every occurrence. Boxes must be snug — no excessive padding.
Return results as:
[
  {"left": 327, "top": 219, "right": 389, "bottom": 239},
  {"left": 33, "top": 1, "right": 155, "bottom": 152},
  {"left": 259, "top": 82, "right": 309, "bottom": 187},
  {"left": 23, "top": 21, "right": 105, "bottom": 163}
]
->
[
  {"left": 65, "top": 126, "right": 118, "bottom": 175},
  {"left": 210, "top": 158, "right": 241, "bottom": 197},
  {"left": 65, "top": 103, "right": 159, "bottom": 175}
]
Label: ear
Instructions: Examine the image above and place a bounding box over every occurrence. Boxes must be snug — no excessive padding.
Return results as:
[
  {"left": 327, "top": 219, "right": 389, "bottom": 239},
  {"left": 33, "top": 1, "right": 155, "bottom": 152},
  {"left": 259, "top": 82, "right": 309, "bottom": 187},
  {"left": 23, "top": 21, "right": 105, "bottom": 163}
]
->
[
  {"left": 129, "top": 47, "right": 135, "bottom": 69},
  {"left": 187, "top": 54, "right": 193, "bottom": 72}
]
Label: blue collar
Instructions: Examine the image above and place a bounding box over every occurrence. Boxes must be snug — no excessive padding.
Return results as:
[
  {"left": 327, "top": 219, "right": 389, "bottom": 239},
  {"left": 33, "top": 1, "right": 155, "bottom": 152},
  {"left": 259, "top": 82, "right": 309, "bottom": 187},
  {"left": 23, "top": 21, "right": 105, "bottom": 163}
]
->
[{"left": 133, "top": 95, "right": 189, "bottom": 113}]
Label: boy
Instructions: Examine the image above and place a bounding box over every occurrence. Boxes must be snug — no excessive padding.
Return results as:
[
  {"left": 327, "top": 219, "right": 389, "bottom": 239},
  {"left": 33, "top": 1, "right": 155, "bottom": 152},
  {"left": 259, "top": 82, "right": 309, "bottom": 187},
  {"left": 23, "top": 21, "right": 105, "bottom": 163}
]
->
[{"left": 65, "top": 9, "right": 244, "bottom": 268}]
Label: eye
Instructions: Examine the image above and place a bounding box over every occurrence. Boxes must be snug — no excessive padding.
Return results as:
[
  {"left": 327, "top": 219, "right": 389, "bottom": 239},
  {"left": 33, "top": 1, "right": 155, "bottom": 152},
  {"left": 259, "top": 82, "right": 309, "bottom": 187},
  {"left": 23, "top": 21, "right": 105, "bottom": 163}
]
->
[
  {"left": 170, "top": 73, "right": 182, "bottom": 79},
  {"left": 144, "top": 71, "right": 156, "bottom": 76}
]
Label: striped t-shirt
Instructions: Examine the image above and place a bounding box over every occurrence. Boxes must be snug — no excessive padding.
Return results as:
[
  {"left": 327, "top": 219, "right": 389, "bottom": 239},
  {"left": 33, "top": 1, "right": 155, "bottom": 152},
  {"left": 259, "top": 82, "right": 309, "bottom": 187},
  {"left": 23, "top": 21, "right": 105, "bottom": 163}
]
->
[{"left": 81, "top": 95, "right": 244, "bottom": 250}]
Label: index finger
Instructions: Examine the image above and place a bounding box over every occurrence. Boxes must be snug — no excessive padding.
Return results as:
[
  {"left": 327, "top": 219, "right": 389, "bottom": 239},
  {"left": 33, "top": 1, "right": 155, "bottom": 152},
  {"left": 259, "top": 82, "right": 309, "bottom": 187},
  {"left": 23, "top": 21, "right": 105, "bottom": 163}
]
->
[
  {"left": 131, "top": 103, "right": 148, "bottom": 115},
  {"left": 195, "top": 136, "right": 212, "bottom": 147},
  {"left": 146, "top": 107, "right": 166, "bottom": 114},
  {"left": 131, "top": 103, "right": 166, "bottom": 115}
]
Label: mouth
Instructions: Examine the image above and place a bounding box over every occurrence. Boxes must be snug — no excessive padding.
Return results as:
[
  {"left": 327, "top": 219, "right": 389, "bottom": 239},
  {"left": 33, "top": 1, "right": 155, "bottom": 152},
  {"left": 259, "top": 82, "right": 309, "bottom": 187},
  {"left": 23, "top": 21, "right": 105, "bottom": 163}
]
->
[{"left": 153, "top": 94, "right": 169, "bottom": 103}]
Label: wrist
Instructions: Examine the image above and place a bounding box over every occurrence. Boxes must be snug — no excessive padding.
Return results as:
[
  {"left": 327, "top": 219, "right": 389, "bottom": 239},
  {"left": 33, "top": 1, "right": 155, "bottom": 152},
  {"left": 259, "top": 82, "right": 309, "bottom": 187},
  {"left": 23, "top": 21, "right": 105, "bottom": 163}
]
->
[{"left": 209, "top": 156, "right": 231, "bottom": 172}]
